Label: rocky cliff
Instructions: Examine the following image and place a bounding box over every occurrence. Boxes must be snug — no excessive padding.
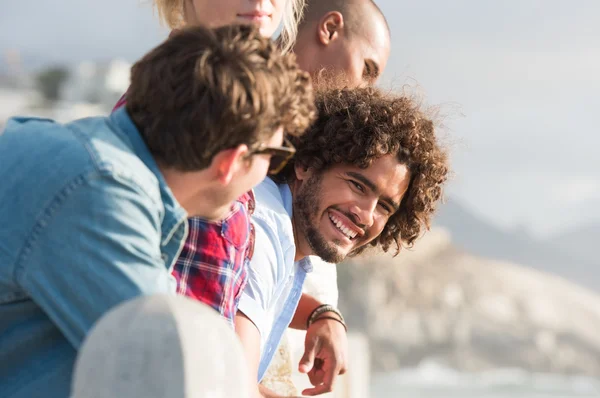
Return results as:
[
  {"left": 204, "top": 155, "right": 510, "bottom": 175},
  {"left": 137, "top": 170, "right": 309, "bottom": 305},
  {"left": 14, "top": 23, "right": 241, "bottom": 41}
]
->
[{"left": 338, "top": 228, "right": 600, "bottom": 377}]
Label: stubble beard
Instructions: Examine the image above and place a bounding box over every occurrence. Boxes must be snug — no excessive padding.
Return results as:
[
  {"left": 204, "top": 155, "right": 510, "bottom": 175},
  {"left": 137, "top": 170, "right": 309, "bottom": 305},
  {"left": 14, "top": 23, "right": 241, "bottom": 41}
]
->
[{"left": 293, "top": 174, "right": 345, "bottom": 264}]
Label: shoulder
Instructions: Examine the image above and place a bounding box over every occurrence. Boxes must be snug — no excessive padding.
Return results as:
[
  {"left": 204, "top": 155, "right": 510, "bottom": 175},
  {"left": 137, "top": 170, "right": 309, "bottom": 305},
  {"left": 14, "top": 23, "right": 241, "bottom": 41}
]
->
[
  {"left": 253, "top": 178, "right": 287, "bottom": 214},
  {"left": 68, "top": 116, "right": 162, "bottom": 205},
  {"left": 1, "top": 116, "right": 162, "bottom": 220},
  {"left": 2, "top": 115, "right": 142, "bottom": 178},
  {"left": 246, "top": 180, "right": 296, "bottom": 290},
  {"left": 252, "top": 178, "right": 293, "bottom": 243},
  {"left": 1, "top": 116, "right": 98, "bottom": 201}
]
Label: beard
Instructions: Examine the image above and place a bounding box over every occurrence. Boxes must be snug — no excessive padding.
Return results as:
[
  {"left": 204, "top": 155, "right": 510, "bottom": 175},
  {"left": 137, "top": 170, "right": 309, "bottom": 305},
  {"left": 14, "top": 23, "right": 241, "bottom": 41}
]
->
[{"left": 293, "top": 173, "right": 346, "bottom": 264}]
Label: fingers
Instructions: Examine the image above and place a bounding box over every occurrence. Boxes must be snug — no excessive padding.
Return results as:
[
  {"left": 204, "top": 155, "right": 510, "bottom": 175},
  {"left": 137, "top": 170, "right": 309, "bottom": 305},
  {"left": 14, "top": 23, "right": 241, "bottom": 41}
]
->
[
  {"left": 301, "top": 368, "right": 339, "bottom": 396},
  {"left": 337, "top": 355, "right": 348, "bottom": 376},
  {"left": 302, "top": 352, "right": 345, "bottom": 396},
  {"left": 300, "top": 320, "right": 349, "bottom": 395},
  {"left": 307, "top": 359, "right": 325, "bottom": 386},
  {"left": 298, "top": 337, "right": 318, "bottom": 374}
]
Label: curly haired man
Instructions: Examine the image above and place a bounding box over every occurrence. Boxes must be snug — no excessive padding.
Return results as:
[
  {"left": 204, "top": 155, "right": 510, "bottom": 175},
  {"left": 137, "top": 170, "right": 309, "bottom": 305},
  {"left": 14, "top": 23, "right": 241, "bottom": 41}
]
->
[{"left": 236, "top": 87, "right": 449, "bottom": 397}]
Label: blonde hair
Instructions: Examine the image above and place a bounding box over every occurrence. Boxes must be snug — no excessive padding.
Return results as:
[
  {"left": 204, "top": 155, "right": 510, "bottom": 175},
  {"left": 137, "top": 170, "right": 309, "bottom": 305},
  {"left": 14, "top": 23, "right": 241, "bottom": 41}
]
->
[
  {"left": 277, "top": 0, "right": 305, "bottom": 53},
  {"left": 153, "top": 0, "right": 305, "bottom": 53}
]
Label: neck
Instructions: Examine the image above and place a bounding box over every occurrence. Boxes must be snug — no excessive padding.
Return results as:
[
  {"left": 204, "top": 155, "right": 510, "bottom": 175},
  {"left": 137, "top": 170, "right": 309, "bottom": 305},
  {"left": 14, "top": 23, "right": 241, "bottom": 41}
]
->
[
  {"left": 290, "top": 181, "right": 312, "bottom": 262},
  {"left": 159, "top": 165, "right": 231, "bottom": 221},
  {"left": 292, "top": 215, "right": 305, "bottom": 262}
]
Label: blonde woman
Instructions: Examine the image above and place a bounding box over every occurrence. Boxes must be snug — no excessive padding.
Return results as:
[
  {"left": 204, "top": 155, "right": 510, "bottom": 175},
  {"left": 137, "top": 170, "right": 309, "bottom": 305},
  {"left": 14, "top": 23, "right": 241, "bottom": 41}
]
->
[
  {"left": 155, "top": 0, "right": 303, "bottom": 52},
  {"left": 114, "top": 0, "right": 303, "bottom": 110}
]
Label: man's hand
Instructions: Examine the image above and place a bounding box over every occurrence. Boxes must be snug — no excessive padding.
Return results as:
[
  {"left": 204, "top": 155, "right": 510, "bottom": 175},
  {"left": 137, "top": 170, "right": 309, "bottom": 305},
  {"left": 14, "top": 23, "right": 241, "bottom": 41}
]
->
[{"left": 298, "top": 316, "right": 348, "bottom": 396}]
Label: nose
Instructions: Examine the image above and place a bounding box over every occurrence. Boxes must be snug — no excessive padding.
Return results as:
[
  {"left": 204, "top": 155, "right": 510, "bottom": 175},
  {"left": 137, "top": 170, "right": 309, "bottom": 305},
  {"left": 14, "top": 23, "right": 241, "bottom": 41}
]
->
[{"left": 349, "top": 197, "right": 377, "bottom": 229}]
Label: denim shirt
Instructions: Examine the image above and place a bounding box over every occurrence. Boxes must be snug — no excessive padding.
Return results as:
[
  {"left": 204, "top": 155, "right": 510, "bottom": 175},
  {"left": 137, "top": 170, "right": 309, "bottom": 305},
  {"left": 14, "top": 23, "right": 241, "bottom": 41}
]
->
[
  {"left": 0, "top": 107, "right": 188, "bottom": 398},
  {"left": 238, "top": 178, "right": 312, "bottom": 382}
]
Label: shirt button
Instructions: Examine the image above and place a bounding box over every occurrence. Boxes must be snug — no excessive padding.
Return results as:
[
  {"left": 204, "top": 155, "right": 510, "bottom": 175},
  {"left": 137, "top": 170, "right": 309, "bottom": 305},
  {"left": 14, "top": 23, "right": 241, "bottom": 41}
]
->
[{"left": 161, "top": 253, "right": 168, "bottom": 262}]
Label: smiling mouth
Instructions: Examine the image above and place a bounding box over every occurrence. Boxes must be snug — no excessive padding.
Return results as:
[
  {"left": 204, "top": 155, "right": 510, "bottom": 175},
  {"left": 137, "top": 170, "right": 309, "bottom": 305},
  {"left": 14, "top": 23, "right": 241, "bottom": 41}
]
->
[
  {"left": 237, "top": 13, "right": 271, "bottom": 21},
  {"left": 328, "top": 212, "right": 358, "bottom": 240}
]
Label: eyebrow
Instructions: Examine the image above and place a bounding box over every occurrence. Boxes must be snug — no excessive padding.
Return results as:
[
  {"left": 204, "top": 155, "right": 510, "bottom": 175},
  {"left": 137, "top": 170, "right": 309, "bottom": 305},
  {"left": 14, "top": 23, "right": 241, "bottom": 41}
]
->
[{"left": 345, "top": 171, "right": 400, "bottom": 212}]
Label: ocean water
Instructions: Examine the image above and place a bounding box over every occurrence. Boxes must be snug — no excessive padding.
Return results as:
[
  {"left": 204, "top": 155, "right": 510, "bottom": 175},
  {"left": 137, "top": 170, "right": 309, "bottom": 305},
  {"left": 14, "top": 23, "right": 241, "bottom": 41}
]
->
[{"left": 371, "top": 361, "right": 600, "bottom": 398}]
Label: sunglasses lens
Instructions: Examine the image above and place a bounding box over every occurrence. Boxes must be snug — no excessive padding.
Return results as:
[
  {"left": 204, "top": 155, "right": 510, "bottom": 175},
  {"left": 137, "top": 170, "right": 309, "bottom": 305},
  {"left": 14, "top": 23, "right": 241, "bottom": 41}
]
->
[{"left": 268, "top": 155, "right": 288, "bottom": 175}]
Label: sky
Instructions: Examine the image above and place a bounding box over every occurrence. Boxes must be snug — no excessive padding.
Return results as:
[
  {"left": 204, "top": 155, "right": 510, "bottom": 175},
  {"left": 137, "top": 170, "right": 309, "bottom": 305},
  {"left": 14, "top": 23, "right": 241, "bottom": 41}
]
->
[
  {"left": 1, "top": 0, "right": 599, "bottom": 237},
  {"left": 375, "top": 0, "right": 600, "bottom": 237}
]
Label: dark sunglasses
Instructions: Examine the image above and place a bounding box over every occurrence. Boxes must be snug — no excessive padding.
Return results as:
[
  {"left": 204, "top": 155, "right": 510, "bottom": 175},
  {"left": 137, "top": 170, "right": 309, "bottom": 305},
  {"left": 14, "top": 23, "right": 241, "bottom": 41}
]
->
[{"left": 249, "top": 137, "right": 296, "bottom": 175}]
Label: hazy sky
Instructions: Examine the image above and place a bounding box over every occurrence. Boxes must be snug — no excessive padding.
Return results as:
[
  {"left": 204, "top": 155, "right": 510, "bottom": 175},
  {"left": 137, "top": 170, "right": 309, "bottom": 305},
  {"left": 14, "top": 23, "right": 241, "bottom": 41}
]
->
[
  {"left": 2, "top": 0, "right": 599, "bottom": 237},
  {"left": 378, "top": 0, "right": 600, "bottom": 237}
]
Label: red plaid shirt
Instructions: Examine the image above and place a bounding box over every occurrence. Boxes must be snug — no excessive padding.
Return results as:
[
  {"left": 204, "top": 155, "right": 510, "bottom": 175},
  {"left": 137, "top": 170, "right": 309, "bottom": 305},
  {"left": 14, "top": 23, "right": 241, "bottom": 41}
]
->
[
  {"left": 113, "top": 96, "right": 255, "bottom": 327},
  {"left": 172, "top": 192, "right": 255, "bottom": 327}
]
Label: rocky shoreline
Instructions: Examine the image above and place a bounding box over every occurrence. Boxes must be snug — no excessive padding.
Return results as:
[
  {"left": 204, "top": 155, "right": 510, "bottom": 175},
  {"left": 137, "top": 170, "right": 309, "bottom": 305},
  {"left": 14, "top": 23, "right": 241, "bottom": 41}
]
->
[{"left": 338, "top": 228, "right": 600, "bottom": 377}]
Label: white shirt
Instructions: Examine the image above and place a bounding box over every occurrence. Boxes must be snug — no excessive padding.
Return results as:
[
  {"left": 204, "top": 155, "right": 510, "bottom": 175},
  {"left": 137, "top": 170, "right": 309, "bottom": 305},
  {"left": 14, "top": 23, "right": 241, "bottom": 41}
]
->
[{"left": 238, "top": 178, "right": 312, "bottom": 381}]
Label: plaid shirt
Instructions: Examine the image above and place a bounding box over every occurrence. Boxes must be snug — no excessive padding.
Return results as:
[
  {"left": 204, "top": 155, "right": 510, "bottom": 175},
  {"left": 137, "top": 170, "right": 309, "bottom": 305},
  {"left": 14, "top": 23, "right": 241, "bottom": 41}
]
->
[
  {"left": 113, "top": 96, "right": 255, "bottom": 327},
  {"left": 172, "top": 192, "right": 255, "bottom": 327}
]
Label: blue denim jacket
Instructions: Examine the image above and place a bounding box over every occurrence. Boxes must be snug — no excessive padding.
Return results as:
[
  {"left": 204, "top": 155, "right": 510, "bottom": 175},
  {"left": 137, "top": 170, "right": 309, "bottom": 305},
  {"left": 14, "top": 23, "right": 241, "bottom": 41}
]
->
[{"left": 0, "top": 107, "right": 188, "bottom": 397}]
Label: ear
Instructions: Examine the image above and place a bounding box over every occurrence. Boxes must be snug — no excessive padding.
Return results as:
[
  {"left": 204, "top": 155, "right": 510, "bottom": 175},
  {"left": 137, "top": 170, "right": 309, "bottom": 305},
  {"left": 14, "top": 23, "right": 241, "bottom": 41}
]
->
[
  {"left": 294, "top": 161, "right": 314, "bottom": 181},
  {"left": 317, "top": 11, "right": 344, "bottom": 45},
  {"left": 212, "top": 144, "right": 249, "bottom": 185}
]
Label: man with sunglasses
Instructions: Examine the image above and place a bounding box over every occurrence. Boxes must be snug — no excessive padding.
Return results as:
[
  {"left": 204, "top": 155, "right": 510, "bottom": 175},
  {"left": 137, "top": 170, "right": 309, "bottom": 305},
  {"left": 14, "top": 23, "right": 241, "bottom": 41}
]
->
[
  {"left": 0, "top": 25, "right": 315, "bottom": 397},
  {"left": 114, "top": 49, "right": 302, "bottom": 330},
  {"left": 172, "top": 137, "right": 297, "bottom": 328}
]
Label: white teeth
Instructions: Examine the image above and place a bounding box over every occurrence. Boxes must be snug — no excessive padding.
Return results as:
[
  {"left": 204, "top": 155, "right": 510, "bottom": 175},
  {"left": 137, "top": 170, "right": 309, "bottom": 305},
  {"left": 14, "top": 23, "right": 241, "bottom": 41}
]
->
[{"left": 329, "top": 214, "right": 357, "bottom": 239}]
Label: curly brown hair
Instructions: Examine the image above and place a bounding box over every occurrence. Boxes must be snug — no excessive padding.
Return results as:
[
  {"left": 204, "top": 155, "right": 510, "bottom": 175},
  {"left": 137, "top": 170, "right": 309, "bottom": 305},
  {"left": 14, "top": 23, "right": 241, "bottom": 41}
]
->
[
  {"left": 276, "top": 87, "right": 449, "bottom": 254},
  {"left": 127, "top": 24, "right": 315, "bottom": 171}
]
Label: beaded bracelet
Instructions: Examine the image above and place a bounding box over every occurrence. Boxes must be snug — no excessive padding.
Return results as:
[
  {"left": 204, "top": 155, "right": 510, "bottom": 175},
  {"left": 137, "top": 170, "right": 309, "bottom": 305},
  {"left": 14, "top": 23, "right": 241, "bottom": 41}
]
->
[
  {"left": 310, "top": 315, "right": 348, "bottom": 332},
  {"left": 307, "top": 304, "right": 345, "bottom": 329}
]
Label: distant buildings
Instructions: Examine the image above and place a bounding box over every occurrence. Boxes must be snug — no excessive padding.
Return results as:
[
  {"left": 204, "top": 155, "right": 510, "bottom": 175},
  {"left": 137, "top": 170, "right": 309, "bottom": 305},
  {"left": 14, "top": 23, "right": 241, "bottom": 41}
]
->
[
  {"left": 62, "top": 59, "right": 130, "bottom": 107},
  {"left": 0, "top": 57, "right": 131, "bottom": 129},
  {"left": 0, "top": 88, "right": 37, "bottom": 133}
]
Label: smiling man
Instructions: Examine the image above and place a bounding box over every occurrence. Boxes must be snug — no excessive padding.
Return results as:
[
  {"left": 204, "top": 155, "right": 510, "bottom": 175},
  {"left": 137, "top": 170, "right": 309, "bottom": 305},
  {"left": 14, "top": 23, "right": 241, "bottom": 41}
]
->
[
  {"left": 293, "top": 155, "right": 408, "bottom": 263},
  {"left": 236, "top": 87, "right": 449, "bottom": 397}
]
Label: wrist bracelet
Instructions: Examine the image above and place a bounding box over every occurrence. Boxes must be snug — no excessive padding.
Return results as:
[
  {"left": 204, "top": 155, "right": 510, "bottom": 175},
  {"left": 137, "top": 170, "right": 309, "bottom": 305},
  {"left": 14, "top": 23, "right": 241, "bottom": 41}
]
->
[
  {"left": 307, "top": 304, "right": 345, "bottom": 329},
  {"left": 310, "top": 315, "right": 348, "bottom": 332}
]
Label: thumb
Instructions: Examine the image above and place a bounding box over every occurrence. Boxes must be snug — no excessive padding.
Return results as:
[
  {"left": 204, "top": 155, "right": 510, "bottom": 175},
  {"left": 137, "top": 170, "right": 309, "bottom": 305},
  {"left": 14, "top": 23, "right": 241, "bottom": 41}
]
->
[{"left": 299, "top": 337, "right": 318, "bottom": 373}]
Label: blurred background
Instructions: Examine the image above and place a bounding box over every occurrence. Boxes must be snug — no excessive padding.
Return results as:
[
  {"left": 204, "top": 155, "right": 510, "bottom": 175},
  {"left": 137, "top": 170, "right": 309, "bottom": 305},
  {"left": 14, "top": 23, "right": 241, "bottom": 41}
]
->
[{"left": 1, "top": 1, "right": 599, "bottom": 397}]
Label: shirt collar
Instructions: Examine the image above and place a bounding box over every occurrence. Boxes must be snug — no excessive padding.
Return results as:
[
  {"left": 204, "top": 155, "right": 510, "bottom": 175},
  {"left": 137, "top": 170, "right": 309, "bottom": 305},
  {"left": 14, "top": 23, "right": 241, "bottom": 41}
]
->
[
  {"left": 276, "top": 180, "right": 313, "bottom": 273},
  {"left": 109, "top": 107, "right": 187, "bottom": 245},
  {"left": 277, "top": 180, "right": 294, "bottom": 219}
]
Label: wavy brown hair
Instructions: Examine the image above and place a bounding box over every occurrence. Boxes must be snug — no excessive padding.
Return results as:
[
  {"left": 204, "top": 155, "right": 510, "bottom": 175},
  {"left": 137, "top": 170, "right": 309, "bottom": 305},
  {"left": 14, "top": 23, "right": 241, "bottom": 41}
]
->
[
  {"left": 275, "top": 87, "right": 449, "bottom": 254},
  {"left": 127, "top": 24, "right": 315, "bottom": 171}
]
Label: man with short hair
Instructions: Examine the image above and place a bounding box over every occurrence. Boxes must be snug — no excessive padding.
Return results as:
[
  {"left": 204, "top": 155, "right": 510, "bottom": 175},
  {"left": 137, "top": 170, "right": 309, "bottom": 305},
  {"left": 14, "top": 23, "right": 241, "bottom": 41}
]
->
[
  {"left": 237, "top": 87, "right": 449, "bottom": 397},
  {"left": 293, "top": 0, "right": 391, "bottom": 87},
  {"left": 0, "top": 24, "right": 314, "bottom": 398}
]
